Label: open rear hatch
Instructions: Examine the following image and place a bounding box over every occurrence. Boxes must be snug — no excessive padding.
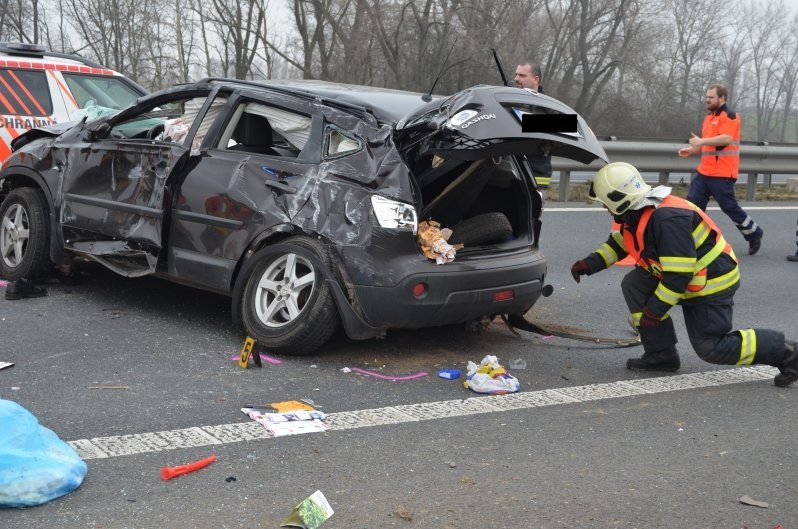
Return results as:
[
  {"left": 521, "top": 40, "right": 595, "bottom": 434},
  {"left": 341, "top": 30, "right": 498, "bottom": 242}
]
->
[{"left": 395, "top": 86, "right": 608, "bottom": 251}]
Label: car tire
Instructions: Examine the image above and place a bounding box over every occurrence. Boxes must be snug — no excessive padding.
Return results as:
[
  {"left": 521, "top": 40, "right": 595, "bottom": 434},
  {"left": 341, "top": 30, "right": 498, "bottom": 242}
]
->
[
  {"left": 448, "top": 212, "right": 513, "bottom": 247},
  {"left": 0, "top": 187, "right": 51, "bottom": 280},
  {"left": 240, "top": 236, "right": 340, "bottom": 355}
]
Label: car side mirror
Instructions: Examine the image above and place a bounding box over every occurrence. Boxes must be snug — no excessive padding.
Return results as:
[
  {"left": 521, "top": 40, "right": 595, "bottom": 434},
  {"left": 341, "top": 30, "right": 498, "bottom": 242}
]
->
[{"left": 88, "top": 122, "right": 111, "bottom": 141}]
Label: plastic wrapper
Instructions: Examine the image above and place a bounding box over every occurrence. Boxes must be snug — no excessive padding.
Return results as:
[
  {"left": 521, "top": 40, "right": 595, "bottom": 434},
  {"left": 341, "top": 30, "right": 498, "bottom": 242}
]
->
[
  {"left": 417, "top": 220, "right": 463, "bottom": 264},
  {"left": 463, "top": 355, "right": 520, "bottom": 394},
  {"left": 0, "top": 399, "right": 87, "bottom": 508}
]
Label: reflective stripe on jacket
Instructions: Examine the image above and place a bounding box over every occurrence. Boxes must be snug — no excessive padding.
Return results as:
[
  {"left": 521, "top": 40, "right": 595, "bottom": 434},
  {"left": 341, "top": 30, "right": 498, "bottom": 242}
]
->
[{"left": 621, "top": 195, "right": 739, "bottom": 306}]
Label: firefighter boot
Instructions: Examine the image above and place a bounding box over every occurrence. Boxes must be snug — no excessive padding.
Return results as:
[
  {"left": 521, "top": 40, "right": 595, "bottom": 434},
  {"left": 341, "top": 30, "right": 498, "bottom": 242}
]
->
[
  {"left": 626, "top": 347, "right": 680, "bottom": 372},
  {"left": 774, "top": 340, "right": 798, "bottom": 387}
]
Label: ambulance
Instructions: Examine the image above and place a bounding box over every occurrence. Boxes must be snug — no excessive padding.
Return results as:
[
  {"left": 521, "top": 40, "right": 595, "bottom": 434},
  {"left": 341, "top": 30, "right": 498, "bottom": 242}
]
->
[{"left": 0, "top": 41, "right": 146, "bottom": 162}]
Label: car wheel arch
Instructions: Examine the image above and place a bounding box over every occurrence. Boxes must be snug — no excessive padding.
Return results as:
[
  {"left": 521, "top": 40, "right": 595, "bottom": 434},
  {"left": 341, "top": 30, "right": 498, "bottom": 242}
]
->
[
  {"left": 233, "top": 236, "right": 340, "bottom": 354},
  {"left": 229, "top": 231, "right": 382, "bottom": 343},
  {"left": 1, "top": 169, "right": 54, "bottom": 206},
  {"left": 0, "top": 172, "right": 70, "bottom": 265}
]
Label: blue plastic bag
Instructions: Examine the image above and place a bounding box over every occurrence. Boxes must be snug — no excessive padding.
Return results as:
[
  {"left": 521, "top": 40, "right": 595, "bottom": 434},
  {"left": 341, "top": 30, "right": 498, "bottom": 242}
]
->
[{"left": 0, "top": 399, "right": 88, "bottom": 508}]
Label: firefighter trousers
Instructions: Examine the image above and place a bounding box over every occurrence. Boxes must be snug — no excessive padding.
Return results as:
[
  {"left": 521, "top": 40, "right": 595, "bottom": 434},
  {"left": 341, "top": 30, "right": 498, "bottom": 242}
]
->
[{"left": 621, "top": 267, "right": 784, "bottom": 366}]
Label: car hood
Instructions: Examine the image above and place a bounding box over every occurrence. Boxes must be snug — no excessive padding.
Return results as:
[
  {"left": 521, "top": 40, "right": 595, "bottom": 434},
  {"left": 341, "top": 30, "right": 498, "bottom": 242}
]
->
[
  {"left": 10, "top": 121, "right": 78, "bottom": 151},
  {"left": 395, "top": 85, "right": 607, "bottom": 164}
]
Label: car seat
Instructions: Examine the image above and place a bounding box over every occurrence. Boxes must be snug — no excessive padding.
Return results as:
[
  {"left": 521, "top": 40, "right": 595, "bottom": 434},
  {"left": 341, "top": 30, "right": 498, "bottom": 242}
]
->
[{"left": 229, "top": 113, "right": 278, "bottom": 155}]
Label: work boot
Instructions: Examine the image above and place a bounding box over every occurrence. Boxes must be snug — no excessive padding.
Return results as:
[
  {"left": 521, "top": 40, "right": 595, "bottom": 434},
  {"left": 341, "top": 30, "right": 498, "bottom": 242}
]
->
[
  {"left": 626, "top": 347, "right": 680, "bottom": 372},
  {"left": 748, "top": 232, "right": 763, "bottom": 255},
  {"left": 774, "top": 340, "right": 798, "bottom": 387},
  {"left": 5, "top": 278, "right": 48, "bottom": 300}
]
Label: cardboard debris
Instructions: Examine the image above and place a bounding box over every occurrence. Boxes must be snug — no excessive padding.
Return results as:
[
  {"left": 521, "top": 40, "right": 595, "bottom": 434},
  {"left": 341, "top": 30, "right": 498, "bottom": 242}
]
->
[
  {"left": 417, "top": 220, "right": 462, "bottom": 264},
  {"left": 241, "top": 408, "right": 328, "bottom": 437},
  {"left": 271, "top": 400, "right": 316, "bottom": 413}
]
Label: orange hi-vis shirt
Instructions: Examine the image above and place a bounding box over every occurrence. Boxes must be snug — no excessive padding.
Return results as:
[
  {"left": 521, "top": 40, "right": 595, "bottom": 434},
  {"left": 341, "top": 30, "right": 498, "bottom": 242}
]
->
[{"left": 696, "top": 104, "right": 740, "bottom": 178}]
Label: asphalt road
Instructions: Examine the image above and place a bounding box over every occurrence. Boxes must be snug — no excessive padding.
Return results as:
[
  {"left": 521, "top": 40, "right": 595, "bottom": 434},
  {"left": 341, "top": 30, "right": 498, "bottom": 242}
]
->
[{"left": 1, "top": 201, "right": 797, "bottom": 529}]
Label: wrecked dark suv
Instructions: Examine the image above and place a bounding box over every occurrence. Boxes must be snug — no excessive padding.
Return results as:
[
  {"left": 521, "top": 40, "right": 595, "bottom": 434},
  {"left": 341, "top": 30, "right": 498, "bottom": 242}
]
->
[{"left": 0, "top": 79, "right": 607, "bottom": 354}]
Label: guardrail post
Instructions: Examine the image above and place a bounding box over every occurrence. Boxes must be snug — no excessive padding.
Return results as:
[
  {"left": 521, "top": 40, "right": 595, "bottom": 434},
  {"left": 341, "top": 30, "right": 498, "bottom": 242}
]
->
[
  {"left": 559, "top": 170, "right": 571, "bottom": 202},
  {"left": 746, "top": 173, "right": 757, "bottom": 201},
  {"left": 763, "top": 173, "right": 772, "bottom": 188},
  {"left": 658, "top": 171, "right": 668, "bottom": 185}
]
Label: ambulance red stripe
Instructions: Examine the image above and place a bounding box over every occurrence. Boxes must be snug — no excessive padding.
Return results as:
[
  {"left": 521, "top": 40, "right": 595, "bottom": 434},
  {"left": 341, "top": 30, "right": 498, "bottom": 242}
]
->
[
  {"left": 8, "top": 70, "right": 45, "bottom": 115},
  {"left": 0, "top": 72, "right": 32, "bottom": 115},
  {"left": 47, "top": 70, "right": 78, "bottom": 107}
]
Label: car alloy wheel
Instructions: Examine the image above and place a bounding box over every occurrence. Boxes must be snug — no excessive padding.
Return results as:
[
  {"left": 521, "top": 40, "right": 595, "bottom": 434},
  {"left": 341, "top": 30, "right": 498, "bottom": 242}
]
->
[
  {"left": 254, "top": 251, "right": 316, "bottom": 328},
  {"left": 0, "top": 187, "right": 50, "bottom": 280},
  {"left": 239, "top": 236, "right": 340, "bottom": 355},
  {"left": 1, "top": 203, "right": 29, "bottom": 269}
]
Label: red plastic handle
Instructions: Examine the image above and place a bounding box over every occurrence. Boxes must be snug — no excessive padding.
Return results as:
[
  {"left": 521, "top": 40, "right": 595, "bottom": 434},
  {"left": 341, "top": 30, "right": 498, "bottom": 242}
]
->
[{"left": 161, "top": 455, "right": 217, "bottom": 480}]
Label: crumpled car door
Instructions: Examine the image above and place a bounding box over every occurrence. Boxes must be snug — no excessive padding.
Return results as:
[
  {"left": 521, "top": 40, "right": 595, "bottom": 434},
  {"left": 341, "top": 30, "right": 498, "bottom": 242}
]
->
[
  {"left": 395, "top": 85, "right": 608, "bottom": 164},
  {"left": 59, "top": 87, "right": 213, "bottom": 276}
]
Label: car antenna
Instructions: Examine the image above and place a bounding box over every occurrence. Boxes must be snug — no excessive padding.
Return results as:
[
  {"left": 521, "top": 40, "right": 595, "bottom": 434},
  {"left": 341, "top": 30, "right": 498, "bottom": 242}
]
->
[
  {"left": 491, "top": 48, "right": 510, "bottom": 86},
  {"left": 422, "top": 37, "right": 458, "bottom": 102}
]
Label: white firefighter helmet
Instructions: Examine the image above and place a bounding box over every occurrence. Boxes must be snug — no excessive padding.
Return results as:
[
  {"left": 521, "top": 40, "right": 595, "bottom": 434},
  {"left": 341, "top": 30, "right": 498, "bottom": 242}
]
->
[{"left": 588, "top": 162, "right": 651, "bottom": 215}]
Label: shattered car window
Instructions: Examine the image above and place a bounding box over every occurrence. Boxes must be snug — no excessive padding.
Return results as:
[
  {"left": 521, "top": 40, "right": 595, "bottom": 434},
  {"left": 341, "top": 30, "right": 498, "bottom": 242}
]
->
[
  {"left": 177, "top": 96, "right": 226, "bottom": 154},
  {"left": 109, "top": 95, "right": 211, "bottom": 140},
  {"left": 325, "top": 125, "right": 362, "bottom": 157}
]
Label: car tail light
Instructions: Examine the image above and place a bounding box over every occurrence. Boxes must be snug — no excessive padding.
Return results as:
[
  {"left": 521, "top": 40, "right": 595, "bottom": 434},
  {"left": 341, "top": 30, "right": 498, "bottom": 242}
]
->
[
  {"left": 412, "top": 283, "right": 427, "bottom": 298},
  {"left": 371, "top": 195, "right": 418, "bottom": 235},
  {"left": 494, "top": 290, "right": 513, "bottom": 302}
]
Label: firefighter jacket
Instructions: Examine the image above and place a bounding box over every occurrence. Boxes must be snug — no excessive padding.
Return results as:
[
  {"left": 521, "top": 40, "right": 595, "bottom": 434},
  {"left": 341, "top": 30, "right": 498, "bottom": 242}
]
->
[
  {"left": 696, "top": 103, "right": 740, "bottom": 178},
  {"left": 582, "top": 194, "right": 739, "bottom": 317}
]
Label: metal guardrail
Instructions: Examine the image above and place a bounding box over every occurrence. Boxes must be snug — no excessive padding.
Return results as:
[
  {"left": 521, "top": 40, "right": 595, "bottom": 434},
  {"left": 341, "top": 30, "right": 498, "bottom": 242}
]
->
[{"left": 552, "top": 137, "right": 798, "bottom": 201}]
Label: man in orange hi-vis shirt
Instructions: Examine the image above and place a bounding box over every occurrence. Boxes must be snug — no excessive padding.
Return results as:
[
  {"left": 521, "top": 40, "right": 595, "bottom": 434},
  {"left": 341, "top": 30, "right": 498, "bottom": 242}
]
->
[{"left": 678, "top": 84, "right": 764, "bottom": 255}]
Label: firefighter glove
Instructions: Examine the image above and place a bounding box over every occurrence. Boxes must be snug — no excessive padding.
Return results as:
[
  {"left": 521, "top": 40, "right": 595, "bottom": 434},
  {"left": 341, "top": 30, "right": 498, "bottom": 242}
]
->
[
  {"left": 640, "top": 306, "right": 664, "bottom": 328},
  {"left": 570, "top": 260, "right": 590, "bottom": 283}
]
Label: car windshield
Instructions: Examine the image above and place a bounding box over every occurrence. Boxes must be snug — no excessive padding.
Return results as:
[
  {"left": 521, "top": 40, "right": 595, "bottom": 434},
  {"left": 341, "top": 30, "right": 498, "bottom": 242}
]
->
[{"left": 61, "top": 73, "right": 141, "bottom": 111}]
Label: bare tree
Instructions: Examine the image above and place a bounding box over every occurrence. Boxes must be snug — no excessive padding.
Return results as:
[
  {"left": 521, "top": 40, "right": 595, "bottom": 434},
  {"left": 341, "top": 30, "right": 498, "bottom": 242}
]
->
[
  {"left": 203, "top": 0, "right": 268, "bottom": 79},
  {"left": 668, "top": 0, "right": 726, "bottom": 107},
  {"left": 743, "top": 0, "right": 790, "bottom": 141}
]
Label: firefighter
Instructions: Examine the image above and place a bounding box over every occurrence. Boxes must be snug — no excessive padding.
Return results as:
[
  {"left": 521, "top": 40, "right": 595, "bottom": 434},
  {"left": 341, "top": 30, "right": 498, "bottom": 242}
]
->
[{"left": 570, "top": 162, "right": 797, "bottom": 387}]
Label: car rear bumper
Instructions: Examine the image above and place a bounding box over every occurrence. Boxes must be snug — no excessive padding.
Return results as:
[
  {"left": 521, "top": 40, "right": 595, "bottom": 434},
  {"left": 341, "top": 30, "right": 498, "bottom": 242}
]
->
[{"left": 349, "top": 248, "right": 547, "bottom": 329}]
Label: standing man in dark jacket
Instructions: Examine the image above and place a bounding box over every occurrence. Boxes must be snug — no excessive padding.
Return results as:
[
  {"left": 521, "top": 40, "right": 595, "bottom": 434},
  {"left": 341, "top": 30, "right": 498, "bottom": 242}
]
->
[
  {"left": 570, "top": 162, "right": 796, "bottom": 387},
  {"left": 679, "top": 84, "right": 764, "bottom": 255},
  {"left": 513, "top": 61, "right": 552, "bottom": 193}
]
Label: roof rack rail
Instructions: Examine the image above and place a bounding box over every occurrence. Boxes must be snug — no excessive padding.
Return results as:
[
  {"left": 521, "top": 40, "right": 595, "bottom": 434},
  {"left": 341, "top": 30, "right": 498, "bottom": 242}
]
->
[
  {"left": 0, "top": 41, "right": 105, "bottom": 69},
  {"left": 198, "top": 77, "right": 378, "bottom": 126}
]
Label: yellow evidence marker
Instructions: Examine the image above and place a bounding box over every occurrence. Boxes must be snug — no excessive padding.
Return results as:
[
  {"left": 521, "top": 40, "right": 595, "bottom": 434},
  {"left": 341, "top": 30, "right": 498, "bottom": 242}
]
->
[{"left": 238, "top": 337, "right": 257, "bottom": 368}]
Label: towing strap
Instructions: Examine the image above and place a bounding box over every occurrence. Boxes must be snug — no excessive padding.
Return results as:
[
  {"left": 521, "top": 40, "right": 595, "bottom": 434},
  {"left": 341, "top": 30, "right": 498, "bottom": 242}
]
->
[{"left": 502, "top": 314, "right": 641, "bottom": 348}]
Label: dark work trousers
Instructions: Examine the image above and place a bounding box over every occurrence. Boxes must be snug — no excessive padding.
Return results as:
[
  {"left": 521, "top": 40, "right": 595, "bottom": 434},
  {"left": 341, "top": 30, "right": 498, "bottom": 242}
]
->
[
  {"left": 687, "top": 172, "right": 763, "bottom": 242},
  {"left": 620, "top": 267, "right": 784, "bottom": 365}
]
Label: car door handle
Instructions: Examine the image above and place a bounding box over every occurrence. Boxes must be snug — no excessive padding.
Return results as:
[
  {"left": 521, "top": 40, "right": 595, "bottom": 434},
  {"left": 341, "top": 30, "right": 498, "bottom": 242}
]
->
[{"left": 264, "top": 180, "right": 297, "bottom": 194}]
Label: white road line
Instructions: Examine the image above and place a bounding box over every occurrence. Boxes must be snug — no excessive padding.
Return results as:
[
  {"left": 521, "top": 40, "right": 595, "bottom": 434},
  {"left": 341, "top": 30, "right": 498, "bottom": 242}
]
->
[
  {"left": 547, "top": 206, "right": 798, "bottom": 212},
  {"left": 68, "top": 366, "right": 779, "bottom": 460}
]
